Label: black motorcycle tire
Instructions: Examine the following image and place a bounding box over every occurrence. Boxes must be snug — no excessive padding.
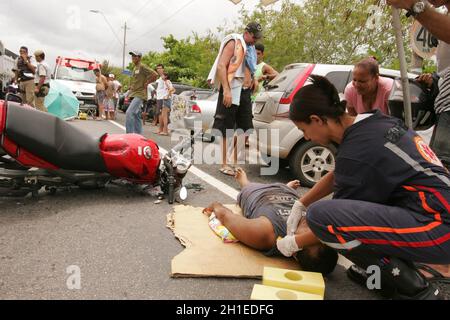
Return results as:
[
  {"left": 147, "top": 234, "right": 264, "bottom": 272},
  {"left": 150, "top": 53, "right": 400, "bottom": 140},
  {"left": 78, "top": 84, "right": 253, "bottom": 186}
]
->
[{"left": 168, "top": 182, "right": 175, "bottom": 205}]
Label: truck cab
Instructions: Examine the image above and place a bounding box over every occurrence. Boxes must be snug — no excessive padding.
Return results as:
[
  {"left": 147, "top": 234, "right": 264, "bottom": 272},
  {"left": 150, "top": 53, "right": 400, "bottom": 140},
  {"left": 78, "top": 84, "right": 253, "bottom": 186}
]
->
[{"left": 53, "top": 57, "right": 99, "bottom": 115}]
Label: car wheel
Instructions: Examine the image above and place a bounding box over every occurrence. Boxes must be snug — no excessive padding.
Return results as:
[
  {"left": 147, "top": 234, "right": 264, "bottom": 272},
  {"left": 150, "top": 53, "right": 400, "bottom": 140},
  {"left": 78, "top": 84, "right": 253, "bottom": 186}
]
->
[{"left": 289, "top": 142, "right": 336, "bottom": 188}]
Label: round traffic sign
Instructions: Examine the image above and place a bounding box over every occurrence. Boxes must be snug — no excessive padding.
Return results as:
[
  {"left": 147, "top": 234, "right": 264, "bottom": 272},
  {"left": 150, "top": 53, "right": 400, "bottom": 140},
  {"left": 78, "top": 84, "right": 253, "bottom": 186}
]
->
[{"left": 410, "top": 21, "right": 438, "bottom": 59}]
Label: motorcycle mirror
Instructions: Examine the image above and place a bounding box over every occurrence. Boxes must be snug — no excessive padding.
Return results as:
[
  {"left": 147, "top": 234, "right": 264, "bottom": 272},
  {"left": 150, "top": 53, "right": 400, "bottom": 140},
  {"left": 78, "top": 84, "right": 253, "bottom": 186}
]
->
[{"left": 179, "top": 187, "right": 188, "bottom": 201}]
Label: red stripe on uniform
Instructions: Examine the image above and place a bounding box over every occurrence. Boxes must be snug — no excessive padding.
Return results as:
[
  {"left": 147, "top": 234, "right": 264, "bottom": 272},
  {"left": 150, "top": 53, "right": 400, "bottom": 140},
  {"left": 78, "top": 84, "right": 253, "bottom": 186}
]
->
[
  {"left": 412, "top": 185, "right": 450, "bottom": 213},
  {"left": 336, "top": 221, "right": 442, "bottom": 234},
  {"left": 328, "top": 225, "right": 347, "bottom": 245},
  {"left": 360, "top": 232, "right": 450, "bottom": 248}
]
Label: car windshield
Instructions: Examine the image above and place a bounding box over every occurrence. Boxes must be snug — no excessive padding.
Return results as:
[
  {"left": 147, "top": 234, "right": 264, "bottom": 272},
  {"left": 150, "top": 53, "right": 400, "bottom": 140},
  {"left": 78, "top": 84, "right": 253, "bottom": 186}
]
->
[
  {"left": 266, "top": 65, "right": 307, "bottom": 92},
  {"left": 55, "top": 66, "right": 96, "bottom": 83}
]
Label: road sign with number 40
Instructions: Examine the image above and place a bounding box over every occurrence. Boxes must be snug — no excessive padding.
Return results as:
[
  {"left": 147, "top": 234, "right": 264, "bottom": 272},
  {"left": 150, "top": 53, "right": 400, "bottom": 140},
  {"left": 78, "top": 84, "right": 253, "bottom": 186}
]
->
[{"left": 410, "top": 20, "right": 438, "bottom": 59}]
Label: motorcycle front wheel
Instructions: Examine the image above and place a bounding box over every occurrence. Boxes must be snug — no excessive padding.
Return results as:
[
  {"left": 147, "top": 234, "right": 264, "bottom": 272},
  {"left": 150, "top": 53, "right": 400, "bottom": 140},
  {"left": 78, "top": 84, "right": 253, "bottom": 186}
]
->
[{"left": 168, "top": 181, "right": 175, "bottom": 204}]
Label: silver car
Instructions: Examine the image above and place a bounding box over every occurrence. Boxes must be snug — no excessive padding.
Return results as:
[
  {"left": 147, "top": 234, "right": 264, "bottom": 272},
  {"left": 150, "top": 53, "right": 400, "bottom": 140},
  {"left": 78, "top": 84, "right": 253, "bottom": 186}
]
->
[
  {"left": 253, "top": 63, "right": 415, "bottom": 187},
  {"left": 182, "top": 92, "right": 219, "bottom": 140}
]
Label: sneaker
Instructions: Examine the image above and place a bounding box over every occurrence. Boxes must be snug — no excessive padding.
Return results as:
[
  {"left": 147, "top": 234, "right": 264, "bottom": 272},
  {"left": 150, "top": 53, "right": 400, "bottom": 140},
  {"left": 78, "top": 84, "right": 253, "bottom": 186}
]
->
[{"left": 346, "top": 264, "right": 395, "bottom": 298}]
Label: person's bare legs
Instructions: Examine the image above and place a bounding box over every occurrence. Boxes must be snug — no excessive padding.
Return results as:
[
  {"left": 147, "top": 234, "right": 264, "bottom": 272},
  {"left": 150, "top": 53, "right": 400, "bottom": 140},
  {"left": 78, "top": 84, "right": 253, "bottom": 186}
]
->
[
  {"left": 235, "top": 167, "right": 250, "bottom": 189},
  {"left": 219, "top": 136, "right": 234, "bottom": 175},
  {"left": 203, "top": 202, "right": 276, "bottom": 251},
  {"left": 162, "top": 108, "right": 170, "bottom": 134},
  {"left": 156, "top": 113, "right": 164, "bottom": 134},
  {"left": 98, "top": 103, "right": 105, "bottom": 120},
  {"left": 231, "top": 134, "right": 246, "bottom": 167}
]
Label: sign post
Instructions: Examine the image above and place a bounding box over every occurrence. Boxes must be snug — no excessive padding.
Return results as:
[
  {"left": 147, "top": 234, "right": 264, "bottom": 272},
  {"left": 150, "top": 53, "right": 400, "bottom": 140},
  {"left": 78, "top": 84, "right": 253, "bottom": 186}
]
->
[{"left": 392, "top": 7, "right": 414, "bottom": 129}]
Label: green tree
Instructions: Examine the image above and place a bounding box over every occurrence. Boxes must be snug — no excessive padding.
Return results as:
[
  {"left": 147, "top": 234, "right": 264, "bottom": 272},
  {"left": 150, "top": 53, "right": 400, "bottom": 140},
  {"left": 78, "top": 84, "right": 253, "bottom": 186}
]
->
[
  {"left": 140, "top": 33, "right": 220, "bottom": 88},
  {"left": 105, "top": 0, "right": 434, "bottom": 88},
  {"left": 232, "top": 0, "right": 414, "bottom": 71}
]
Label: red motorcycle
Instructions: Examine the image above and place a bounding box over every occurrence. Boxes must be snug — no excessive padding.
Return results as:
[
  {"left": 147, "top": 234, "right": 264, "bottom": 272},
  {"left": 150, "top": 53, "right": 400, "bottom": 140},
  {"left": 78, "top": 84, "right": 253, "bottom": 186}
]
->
[{"left": 0, "top": 94, "right": 192, "bottom": 203}]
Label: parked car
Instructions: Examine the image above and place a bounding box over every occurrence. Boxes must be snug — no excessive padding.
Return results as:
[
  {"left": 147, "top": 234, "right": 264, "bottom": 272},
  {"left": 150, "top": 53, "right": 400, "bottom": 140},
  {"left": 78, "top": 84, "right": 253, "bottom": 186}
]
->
[
  {"left": 177, "top": 89, "right": 215, "bottom": 101},
  {"left": 170, "top": 89, "right": 214, "bottom": 132},
  {"left": 252, "top": 63, "right": 416, "bottom": 187},
  {"left": 180, "top": 92, "right": 219, "bottom": 140},
  {"left": 171, "top": 83, "right": 199, "bottom": 95}
]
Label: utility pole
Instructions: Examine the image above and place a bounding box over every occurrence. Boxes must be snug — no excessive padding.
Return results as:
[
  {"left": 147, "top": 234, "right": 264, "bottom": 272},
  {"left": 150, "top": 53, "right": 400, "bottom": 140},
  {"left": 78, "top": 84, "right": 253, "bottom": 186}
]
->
[{"left": 122, "top": 22, "right": 129, "bottom": 71}]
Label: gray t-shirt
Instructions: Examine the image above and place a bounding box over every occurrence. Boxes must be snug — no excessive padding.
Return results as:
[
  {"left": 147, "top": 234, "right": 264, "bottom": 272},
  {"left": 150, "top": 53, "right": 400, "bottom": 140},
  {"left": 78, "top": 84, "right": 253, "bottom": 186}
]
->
[{"left": 237, "top": 183, "right": 299, "bottom": 256}]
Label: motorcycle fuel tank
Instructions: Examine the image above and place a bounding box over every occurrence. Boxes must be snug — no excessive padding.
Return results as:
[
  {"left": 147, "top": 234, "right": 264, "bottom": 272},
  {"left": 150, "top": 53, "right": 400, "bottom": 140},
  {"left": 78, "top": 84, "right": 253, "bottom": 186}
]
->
[{"left": 99, "top": 134, "right": 161, "bottom": 183}]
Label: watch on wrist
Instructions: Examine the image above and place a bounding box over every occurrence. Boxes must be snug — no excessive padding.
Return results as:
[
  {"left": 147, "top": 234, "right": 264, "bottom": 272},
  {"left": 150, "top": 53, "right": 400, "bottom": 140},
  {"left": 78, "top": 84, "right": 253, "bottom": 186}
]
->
[{"left": 406, "top": 1, "right": 427, "bottom": 18}]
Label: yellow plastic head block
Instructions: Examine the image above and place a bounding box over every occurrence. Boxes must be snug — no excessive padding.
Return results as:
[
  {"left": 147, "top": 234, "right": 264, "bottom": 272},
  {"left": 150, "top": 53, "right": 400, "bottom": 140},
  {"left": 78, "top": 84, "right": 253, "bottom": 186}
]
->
[
  {"left": 251, "top": 285, "right": 323, "bottom": 300},
  {"left": 262, "top": 267, "right": 325, "bottom": 297}
]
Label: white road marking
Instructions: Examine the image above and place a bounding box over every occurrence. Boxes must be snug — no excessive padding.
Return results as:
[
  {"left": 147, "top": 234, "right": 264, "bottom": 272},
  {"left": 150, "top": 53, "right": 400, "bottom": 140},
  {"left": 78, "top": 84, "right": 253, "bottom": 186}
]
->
[{"left": 109, "top": 120, "right": 239, "bottom": 200}]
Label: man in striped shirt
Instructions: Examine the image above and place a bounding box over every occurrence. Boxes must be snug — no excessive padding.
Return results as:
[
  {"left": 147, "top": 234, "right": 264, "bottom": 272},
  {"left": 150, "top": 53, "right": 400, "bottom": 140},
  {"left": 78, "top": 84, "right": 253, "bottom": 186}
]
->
[{"left": 389, "top": 0, "right": 450, "bottom": 167}]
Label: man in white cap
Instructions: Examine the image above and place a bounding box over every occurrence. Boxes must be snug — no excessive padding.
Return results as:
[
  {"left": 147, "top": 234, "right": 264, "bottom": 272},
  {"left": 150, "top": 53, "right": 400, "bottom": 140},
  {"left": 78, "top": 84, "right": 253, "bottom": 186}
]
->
[
  {"left": 33, "top": 49, "right": 50, "bottom": 112},
  {"left": 126, "top": 51, "right": 158, "bottom": 134}
]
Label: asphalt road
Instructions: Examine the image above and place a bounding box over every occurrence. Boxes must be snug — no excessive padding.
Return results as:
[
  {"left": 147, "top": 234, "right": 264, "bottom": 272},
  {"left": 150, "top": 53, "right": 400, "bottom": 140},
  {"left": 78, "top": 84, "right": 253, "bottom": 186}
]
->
[{"left": 0, "top": 113, "right": 447, "bottom": 300}]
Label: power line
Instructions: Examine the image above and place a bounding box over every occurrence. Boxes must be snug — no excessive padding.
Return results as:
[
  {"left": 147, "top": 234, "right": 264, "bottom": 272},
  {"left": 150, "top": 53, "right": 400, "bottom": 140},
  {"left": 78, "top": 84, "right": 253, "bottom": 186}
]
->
[
  {"left": 126, "top": 0, "right": 167, "bottom": 30},
  {"left": 91, "top": 10, "right": 123, "bottom": 46},
  {"left": 127, "top": 0, "right": 197, "bottom": 46},
  {"left": 126, "top": 0, "right": 154, "bottom": 22}
]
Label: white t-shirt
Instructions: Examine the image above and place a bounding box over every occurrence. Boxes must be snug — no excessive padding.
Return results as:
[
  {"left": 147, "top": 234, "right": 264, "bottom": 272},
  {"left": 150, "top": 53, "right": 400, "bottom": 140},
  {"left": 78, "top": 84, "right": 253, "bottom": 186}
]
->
[
  {"left": 113, "top": 80, "right": 121, "bottom": 98},
  {"left": 34, "top": 61, "right": 50, "bottom": 84},
  {"left": 147, "top": 83, "right": 155, "bottom": 99},
  {"left": 156, "top": 78, "right": 173, "bottom": 100}
]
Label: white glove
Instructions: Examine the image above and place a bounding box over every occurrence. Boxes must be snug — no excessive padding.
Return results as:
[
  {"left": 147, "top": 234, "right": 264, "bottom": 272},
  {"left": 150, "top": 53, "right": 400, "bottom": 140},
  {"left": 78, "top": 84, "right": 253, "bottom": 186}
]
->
[
  {"left": 277, "top": 235, "right": 301, "bottom": 257},
  {"left": 287, "top": 201, "right": 307, "bottom": 236}
]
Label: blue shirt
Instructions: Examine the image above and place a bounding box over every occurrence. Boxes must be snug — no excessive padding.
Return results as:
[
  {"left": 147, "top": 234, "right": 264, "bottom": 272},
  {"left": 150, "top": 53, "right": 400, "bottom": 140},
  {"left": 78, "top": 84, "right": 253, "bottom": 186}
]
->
[{"left": 245, "top": 45, "right": 257, "bottom": 76}]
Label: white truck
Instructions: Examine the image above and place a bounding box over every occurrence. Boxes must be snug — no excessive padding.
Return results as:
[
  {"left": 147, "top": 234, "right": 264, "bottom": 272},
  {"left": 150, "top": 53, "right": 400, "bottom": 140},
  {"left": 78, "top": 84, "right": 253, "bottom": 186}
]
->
[{"left": 53, "top": 56, "right": 100, "bottom": 115}]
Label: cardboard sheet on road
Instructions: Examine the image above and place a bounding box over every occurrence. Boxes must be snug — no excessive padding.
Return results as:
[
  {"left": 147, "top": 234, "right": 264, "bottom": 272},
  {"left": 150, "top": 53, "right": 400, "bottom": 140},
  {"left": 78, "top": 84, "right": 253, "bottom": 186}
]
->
[{"left": 167, "top": 205, "right": 299, "bottom": 279}]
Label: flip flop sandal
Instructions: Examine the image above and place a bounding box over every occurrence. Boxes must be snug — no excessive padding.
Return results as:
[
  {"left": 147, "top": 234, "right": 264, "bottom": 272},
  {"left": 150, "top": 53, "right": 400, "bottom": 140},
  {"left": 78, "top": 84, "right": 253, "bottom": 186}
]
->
[
  {"left": 220, "top": 167, "right": 236, "bottom": 176},
  {"left": 415, "top": 263, "right": 450, "bottom": 284}
]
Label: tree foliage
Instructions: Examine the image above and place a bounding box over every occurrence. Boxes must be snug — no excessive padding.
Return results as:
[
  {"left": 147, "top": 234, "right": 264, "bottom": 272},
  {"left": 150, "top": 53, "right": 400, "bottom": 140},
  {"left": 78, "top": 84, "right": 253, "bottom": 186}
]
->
[
  {"left": 234, "top": 0, "right": 413, "bottom": 70},
  {"left": 107, "top": 0, "right": 428, "bottom": 89}
]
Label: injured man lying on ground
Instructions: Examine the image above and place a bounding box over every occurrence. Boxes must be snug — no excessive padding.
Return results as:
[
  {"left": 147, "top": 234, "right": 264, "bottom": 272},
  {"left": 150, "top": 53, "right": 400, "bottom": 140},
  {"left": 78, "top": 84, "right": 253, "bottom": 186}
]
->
[{"left": 203, "top": 168, "right": 338, "bottom": 276}]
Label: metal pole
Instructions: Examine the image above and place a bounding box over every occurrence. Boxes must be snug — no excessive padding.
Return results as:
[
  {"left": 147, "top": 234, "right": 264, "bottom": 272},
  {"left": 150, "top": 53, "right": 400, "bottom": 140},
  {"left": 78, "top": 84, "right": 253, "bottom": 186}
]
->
[
  {"left": 122, "top": 22, "right": 127, "bottom": 71},
  {"left": 391, "top": 7, "right": 413, "bottom": 129}
]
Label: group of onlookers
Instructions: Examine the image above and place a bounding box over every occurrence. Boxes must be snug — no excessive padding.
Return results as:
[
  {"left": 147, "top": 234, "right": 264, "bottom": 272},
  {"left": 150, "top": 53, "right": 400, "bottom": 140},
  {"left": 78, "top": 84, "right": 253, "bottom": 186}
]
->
[
  {"left": 94, "top": 69, "right": 122, "bottom": 121},
  {"left": 124, "top": 52, "right": 176, "bottom": 135},
  {"left": 12, "top": 46, "right": 50, "bottom": 112}
]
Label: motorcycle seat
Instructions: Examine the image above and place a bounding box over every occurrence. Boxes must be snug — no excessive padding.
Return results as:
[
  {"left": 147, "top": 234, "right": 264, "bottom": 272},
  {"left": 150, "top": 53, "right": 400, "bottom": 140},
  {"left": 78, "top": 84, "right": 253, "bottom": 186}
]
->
[{"left": 3, "top": 102, "right": 107, "bottom": 172}]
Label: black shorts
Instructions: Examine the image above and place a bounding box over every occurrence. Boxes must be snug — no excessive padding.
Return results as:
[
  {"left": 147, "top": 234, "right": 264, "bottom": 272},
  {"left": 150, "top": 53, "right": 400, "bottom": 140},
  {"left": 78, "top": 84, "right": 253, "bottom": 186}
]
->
[
  {"left": 236, "top": 88, "right": 254, "bottom": 132},
  {"left": 155, "top": 100, "right": 163, "bottom": 116},
  {"left": 144, "top": 100, "right": 154, "bottom": 113},
  {"left": 212, "top": 88, "right": 254, "bottom": 137}
]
